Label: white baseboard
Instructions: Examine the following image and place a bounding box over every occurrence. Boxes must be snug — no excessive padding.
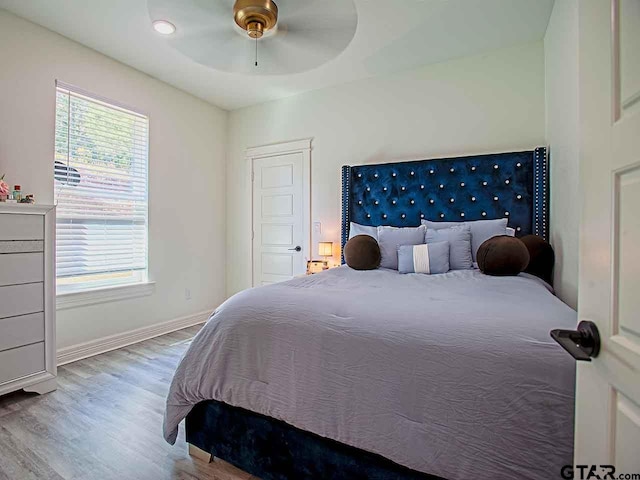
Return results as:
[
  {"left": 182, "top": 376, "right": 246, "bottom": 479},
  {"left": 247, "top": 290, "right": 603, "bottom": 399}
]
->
[{"left": 56, "top": 309, "right": 213, "bottom": 366}]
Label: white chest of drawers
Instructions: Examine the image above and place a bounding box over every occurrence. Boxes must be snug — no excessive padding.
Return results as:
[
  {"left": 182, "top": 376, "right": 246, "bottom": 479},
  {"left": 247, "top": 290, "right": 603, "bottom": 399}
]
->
[{"left": 0, "top": 204, "right": 56, "bottom": 396}]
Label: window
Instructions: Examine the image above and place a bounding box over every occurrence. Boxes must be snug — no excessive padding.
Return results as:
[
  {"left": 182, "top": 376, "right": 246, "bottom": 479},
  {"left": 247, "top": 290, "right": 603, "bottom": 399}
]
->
[{"left": 54, "top": 82, "right": 149, "bottom": 294}]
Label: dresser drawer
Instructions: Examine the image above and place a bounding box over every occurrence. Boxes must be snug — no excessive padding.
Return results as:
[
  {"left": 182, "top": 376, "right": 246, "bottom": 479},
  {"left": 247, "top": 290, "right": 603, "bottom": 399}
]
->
[
  {"left": 0, "top": 214, "right": 44, "bottom": 240},
  {"left": 0, "top": 283, "right": 43, "bottom": 319},
  {"left": 0, "top": 312, "right": 45, "bottom": 352},
  {"left": 0, "top": 240, "right": 44, "bottom": 254},
  {"left": 0, "top": 252, "right": 43, "bottom": 287},
  {"left": 0, "top": 342, "right": 45, "bottom": 385}
]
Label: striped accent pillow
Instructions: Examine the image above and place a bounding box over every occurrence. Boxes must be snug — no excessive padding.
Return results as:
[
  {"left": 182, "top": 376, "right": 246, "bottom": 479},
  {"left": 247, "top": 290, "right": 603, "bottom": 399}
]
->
[{"left": 397, "top": 242, "right": 450, "bottom": 274}]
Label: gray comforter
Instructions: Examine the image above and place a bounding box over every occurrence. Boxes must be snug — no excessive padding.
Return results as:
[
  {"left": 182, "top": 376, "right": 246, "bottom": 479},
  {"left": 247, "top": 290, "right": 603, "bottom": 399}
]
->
[{"left": 164, "top": 267, "right": 576, "bottom": 480}]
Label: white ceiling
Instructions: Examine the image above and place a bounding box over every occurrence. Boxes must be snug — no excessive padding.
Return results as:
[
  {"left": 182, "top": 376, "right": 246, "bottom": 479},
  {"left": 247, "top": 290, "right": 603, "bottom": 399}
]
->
[{"left": 0, "top": 0, "right": 554, "bottom": 111}]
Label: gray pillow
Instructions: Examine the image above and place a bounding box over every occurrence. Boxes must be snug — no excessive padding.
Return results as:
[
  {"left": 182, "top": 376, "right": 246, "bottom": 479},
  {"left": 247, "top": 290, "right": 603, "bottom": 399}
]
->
[
  {"left": 377, "top": 225, "right": 426, "bottom": 270},
  {"left": 425, "top": 225, "right": 473, "bottom": 270},
  {"left": 422, "top": 218, "right": 508, "bottom": 262},
  {"left": 398, "top": 242, "right": 450, "bottom": 274},
  {"left": 349, "top": 222, "right": 378, "bottom": 240}
]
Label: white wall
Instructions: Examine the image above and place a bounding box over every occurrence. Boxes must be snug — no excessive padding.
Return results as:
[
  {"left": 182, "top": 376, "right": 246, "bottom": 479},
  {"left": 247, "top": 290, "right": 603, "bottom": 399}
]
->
[
  {"left": 544, "top": 0, "right": 580, "bottom": 309},
  {"left": 227, "top": 42, "right": 546, "bottom": 296},
  {"left": 0, "top": 10, "right": 228, "bottom": 349}
]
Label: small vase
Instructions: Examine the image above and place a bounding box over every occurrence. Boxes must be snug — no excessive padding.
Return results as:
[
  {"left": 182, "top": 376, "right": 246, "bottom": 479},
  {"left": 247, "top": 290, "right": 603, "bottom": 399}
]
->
[{"left": 0, "top": 195, "right": 6, "bottom": 202}]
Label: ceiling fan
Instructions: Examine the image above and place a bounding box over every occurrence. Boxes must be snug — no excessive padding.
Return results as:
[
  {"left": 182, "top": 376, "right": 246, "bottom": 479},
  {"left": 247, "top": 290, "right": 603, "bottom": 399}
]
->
[{"left": 147, "top": 0, "right": 358, "bottom": 75}]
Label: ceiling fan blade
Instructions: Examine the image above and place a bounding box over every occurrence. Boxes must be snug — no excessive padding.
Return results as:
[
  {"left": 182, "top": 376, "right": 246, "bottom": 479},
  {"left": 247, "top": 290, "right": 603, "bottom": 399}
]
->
[
  {"left": 148, "top": 0, "right": 230, "bottom": 31},
  {"left": 174, "top": 31, "right": 252, "bottom": 70},
  {"left": 147, "top": 0, "right": 358, "bottom": 75},
  {"left": 262, "top": 0, "right": 323, "bottom": 19},
  {"left": 267, "top": 29, "right": 349, "bottom": 61},
  {"left": 286, "top": 6, "right": 356, "bottom": 23}
]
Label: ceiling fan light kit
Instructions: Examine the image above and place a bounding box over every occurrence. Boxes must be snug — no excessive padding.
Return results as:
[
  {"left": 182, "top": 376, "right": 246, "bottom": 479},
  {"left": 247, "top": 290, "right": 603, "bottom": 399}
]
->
[{"left": 233, "top": 0, "right": 278, "bottom": 39}]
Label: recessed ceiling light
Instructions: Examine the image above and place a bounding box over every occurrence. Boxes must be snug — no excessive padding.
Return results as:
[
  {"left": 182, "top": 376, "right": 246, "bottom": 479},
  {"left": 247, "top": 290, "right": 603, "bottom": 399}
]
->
[{"left": 153, "top": 20, "right": 176, "bottom": 35}]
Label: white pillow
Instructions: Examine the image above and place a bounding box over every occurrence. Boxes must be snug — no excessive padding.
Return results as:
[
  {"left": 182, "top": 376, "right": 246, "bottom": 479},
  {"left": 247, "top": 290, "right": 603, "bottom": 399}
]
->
[
  {"left": 506, "top": 227, "right": 516, "bottom": 236},
  {"left": 349, "top": 222, "right": 378, "bottom": 240}
]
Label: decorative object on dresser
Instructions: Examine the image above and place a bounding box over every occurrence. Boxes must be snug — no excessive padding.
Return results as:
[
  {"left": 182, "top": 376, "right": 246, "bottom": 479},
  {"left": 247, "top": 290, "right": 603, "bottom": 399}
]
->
[
  {"left": 0, "top": 174, "right": 9, "bottom": 201},
  {"left": 0, "top": 204, "right": 56, "bottom": 396}
]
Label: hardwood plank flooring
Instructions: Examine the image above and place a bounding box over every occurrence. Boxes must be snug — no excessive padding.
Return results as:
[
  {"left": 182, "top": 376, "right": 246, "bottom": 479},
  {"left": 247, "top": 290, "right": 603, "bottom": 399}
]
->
[{"left": 0, "top": 325, "right": 256, "bottom": 480}]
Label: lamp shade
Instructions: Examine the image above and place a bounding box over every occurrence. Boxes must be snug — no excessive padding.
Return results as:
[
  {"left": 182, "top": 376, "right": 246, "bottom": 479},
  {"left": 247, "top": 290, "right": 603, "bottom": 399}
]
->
[{"left": 318, "top": 242, "right": 333, "bottom": 257}]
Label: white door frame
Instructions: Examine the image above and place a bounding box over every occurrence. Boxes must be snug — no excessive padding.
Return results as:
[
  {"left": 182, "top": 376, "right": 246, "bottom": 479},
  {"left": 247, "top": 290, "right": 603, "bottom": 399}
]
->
[{"left": 247, "top": 138, "right": 312, "bottom": 287}]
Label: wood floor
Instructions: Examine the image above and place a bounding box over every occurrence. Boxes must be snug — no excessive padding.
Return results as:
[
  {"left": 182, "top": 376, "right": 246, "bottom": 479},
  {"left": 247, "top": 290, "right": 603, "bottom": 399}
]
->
[{"left": 0, "top": 325, "right": 257, "bottom": 480}]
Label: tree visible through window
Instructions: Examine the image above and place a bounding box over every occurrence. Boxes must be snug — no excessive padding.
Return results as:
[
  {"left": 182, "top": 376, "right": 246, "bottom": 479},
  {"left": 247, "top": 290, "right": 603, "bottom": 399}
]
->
[{"left": 54, "top": 83, "right": 149, "bottom": 293}]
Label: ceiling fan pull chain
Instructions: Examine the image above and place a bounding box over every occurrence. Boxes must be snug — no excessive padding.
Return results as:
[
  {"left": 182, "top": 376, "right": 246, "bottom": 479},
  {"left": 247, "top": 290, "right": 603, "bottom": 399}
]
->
[{"left": 255, "top": 36, "right": 258, "bottom": 67}]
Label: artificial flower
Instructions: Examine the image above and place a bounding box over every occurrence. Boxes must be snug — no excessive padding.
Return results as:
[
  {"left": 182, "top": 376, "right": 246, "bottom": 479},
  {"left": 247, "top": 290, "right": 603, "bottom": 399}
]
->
[{"left": 0, "top": 174, "right": 9, "bottom": 196}]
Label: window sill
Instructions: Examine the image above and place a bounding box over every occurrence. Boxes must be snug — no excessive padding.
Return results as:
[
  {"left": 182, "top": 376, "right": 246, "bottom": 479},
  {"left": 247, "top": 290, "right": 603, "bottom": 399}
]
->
[{"left": 56, "top": 281, "right": 156, "bottom": 311}]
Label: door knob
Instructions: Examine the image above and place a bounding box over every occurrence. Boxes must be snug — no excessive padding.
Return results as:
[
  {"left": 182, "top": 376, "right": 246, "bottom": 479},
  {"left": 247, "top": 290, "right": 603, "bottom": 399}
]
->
[
  {"left": 288, "top": 246, "right": 302, "bottom": 252},
  {"left": 550, "top": 321, "right": 601, "bottom": 362}
]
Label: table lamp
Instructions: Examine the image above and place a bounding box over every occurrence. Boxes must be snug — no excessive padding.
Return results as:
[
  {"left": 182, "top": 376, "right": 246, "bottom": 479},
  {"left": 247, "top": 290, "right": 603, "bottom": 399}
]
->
[{"left": 318, "top": 242, "right": 333, "bottom": 269}]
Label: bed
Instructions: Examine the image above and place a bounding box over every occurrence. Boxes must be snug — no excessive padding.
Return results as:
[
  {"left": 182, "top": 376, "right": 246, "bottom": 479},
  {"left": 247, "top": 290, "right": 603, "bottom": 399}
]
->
[{"left": 164, "top": 148, "right": 576, "bottom": 480}]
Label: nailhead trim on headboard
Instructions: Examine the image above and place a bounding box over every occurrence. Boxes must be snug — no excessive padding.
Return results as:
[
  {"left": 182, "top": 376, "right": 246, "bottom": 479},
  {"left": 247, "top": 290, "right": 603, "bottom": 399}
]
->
[
  {"left": 341, "top": 165, "right": 351, "bottom": 264},
  {"left": 532, "top": 146, "right": 549, "bottom": 240}
]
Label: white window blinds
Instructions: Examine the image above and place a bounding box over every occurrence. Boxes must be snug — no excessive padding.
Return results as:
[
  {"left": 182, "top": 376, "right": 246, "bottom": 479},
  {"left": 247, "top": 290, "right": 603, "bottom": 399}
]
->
[{"left": 54, "top": 83, "right": 149, "bottom": 293}]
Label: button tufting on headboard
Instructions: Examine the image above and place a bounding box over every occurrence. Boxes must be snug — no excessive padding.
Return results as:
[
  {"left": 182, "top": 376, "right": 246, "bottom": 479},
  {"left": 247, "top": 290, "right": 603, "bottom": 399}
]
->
[{"left": 341, "top": 148, "right": 548, "bottom": 263}]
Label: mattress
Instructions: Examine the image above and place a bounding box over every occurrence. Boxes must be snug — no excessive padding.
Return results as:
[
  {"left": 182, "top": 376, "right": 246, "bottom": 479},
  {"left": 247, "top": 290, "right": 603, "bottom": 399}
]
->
[{"left": 164, "top": 266, "right": 576, "bottom": 480}]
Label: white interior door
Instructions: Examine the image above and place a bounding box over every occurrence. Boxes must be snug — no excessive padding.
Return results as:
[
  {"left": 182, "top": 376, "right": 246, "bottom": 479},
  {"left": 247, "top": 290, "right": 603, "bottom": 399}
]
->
[
  {"left": 573, "top": 0, "right": 640, "bottom": 475},
  {"left": 251, "top": 141, "right": 310, "bottom": 286}
]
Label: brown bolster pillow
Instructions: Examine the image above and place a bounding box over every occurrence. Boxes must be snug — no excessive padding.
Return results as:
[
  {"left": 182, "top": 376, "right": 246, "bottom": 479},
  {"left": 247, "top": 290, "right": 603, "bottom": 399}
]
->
[
  {"left": 344, "top": 235, "right": 381, "bottom": 270},
  {"left": 477, "top": 235, "right": 530, "bottom": 276},
  {"left": 520, "top": 234, "right": 555, "bottom": 285}
]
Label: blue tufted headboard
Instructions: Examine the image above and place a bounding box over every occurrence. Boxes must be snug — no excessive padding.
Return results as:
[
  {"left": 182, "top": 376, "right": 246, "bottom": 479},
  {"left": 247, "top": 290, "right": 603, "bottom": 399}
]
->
[{"left": 341, "top": 147, "right": 548, "bottom": 260}]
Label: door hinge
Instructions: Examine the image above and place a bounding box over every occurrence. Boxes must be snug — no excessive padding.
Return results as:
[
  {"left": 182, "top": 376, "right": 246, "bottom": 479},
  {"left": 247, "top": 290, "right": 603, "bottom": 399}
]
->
[
  {"left": 252, "top": 230, "right": 255, "bottom": 240},
  {"left": 251, "top": 171, "right": 255, "bottom": 182}
]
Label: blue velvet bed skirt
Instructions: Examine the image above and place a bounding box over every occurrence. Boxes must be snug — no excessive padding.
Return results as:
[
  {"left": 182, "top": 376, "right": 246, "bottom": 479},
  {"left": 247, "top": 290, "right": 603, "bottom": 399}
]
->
[{"left": 186, "top": 400, "right": 443, "bottom": 480}]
